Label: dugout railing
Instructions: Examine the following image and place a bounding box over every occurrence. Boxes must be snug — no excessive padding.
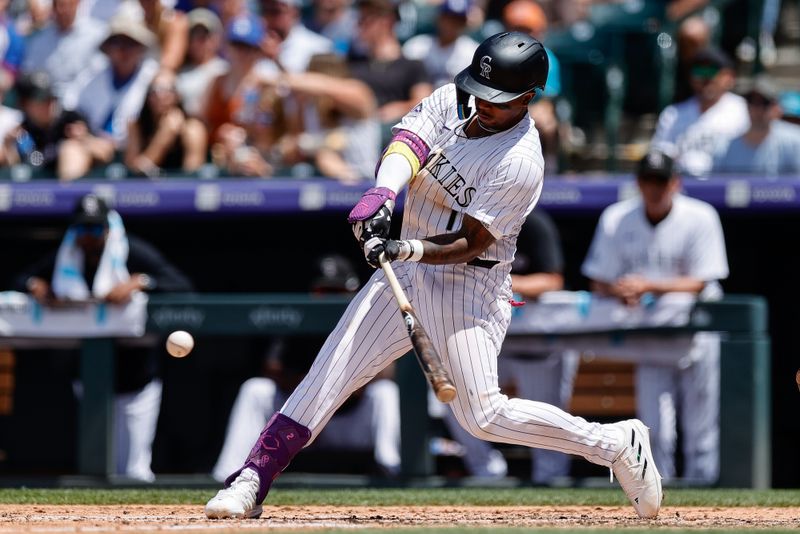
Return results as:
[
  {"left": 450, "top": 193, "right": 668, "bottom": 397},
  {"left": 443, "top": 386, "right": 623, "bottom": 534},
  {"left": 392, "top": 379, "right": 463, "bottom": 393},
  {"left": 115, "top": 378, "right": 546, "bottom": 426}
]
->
[{"left": 67, "top": 293, "right": 771, "bottom": 488}]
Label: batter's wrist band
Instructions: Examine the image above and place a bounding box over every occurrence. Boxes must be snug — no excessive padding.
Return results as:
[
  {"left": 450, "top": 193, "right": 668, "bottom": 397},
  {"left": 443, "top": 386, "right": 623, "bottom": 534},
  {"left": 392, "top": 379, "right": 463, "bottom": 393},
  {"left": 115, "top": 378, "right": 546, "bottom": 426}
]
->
[{"left": 404, "top": 239, "right": 424, "bottom": 262}]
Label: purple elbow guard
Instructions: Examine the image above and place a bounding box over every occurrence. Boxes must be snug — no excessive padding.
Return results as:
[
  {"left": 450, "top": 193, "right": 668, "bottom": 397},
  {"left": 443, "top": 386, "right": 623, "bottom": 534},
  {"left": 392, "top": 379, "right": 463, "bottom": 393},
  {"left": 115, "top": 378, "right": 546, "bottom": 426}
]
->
[
  {"left": 375, "top": 130, "right": 431, "bottom": 177},
  {"left": 392, "top": 130, "right": 431, "bottom": 167}
]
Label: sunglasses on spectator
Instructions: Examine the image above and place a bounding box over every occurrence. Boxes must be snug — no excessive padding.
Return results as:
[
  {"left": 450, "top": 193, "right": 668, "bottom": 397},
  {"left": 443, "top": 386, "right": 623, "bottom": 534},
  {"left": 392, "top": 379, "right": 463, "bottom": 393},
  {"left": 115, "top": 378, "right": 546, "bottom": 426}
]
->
[
  {"left": 690, "top": 65, "right": 721, "bottom": 80},
  {"left": 745, "top": 95, "right": 776, "bottom": 108},
  {"left": 190, "top": 26, "right": 212, "bottom": 39},
  {"left": 74, "top": 224, "right": 106, "bottom": 237}
]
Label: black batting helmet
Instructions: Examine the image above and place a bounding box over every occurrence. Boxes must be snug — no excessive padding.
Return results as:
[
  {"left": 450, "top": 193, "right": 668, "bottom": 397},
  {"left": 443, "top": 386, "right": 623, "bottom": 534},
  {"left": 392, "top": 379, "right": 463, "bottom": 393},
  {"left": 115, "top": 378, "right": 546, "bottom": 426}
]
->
[{"left": 454, "top": 31, "right": 549, "bottom": 119}]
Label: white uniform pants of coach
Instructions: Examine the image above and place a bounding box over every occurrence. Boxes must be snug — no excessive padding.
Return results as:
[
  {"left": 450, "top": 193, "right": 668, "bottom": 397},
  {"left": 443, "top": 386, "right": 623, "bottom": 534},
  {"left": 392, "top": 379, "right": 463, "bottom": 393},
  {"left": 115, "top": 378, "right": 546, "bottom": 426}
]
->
[
  {"left": 113, "top": 379, "right": 162, "bottom": 482},
  {"left": 636, "top": 331, "right": 720, "bottom": 483},
  {"left": 279, "top": 263, "right": 622, "bottom": 467}
]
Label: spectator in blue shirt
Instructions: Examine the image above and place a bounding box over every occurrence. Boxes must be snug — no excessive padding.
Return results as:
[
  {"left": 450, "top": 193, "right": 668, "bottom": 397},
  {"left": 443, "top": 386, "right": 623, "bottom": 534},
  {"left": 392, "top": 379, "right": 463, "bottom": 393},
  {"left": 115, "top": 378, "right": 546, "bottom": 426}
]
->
[{"left": 713, "top": 76, "right": 800, "bottom": 177}]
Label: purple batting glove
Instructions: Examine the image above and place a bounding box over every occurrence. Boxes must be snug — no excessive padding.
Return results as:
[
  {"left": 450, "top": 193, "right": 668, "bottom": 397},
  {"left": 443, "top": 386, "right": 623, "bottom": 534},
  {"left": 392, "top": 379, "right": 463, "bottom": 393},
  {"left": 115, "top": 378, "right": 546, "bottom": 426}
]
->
[
  {"left": 348, "top": 187, "right": 396, "bottom": 245},
  {"left": 348, "top": 187, "right": 396, "bottom": 223}
]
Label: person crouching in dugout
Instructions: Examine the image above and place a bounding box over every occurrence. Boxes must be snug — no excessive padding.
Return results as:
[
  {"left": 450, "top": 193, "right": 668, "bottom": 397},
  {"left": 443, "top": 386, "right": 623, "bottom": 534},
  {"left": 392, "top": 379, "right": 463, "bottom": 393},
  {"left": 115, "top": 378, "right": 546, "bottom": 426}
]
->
[{"left": 16, "top": 193, "right": 194, "bottom": 481}]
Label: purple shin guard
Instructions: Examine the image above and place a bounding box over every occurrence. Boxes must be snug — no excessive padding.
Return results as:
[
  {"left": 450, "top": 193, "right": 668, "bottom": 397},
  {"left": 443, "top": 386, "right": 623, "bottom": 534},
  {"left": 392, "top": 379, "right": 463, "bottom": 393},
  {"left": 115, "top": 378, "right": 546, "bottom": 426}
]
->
[{"left": 225, "top": 413, "right": 311, "bottom": 504}]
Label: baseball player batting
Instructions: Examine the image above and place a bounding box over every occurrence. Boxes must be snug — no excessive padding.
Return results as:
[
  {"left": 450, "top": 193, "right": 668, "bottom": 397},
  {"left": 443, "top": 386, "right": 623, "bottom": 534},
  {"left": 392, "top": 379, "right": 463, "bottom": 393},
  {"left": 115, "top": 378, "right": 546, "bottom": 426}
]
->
[{"left": 205, "top": 31, "right": 662, "bottom": 520}]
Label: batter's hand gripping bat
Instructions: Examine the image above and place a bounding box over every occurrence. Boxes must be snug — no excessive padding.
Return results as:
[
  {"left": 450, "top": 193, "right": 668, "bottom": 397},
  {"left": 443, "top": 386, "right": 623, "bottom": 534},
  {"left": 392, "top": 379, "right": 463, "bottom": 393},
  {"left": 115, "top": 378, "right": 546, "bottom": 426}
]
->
[{"left": 379, "top": 253, "right": 457, "bottom": 403}]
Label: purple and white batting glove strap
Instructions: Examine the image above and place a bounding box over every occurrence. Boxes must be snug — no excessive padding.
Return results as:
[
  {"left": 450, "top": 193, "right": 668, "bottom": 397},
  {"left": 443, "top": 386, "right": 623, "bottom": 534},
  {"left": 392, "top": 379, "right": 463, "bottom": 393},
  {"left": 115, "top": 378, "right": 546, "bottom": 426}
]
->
[{"left": 347, "top": 187, "right": 396, "bottom": 223}]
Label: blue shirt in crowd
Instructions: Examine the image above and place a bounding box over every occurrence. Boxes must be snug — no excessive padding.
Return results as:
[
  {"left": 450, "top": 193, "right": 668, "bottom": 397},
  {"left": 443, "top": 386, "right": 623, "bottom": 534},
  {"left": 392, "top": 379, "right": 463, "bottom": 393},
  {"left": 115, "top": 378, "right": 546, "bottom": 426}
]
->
[{"left": 713, "top": 121, "right": 800, "bottom": 177}]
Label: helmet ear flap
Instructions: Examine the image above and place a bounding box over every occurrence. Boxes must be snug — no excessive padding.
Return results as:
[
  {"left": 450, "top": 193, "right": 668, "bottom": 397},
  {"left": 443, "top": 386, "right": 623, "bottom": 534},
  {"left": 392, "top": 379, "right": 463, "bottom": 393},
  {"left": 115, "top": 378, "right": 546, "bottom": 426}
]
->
[{"left": 456, "top": 87, "right": 473, "bottom": 120}]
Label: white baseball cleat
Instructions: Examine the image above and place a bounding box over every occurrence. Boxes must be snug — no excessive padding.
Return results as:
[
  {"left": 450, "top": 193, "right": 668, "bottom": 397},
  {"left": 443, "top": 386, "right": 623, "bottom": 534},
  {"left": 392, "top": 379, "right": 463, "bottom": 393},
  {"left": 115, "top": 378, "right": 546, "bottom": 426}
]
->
[
  {"left": 205, "top": 468, "right": 263, "bottom": 519},
  {"left": 610, "top": 419, "right": 663, "bottom": 519}
]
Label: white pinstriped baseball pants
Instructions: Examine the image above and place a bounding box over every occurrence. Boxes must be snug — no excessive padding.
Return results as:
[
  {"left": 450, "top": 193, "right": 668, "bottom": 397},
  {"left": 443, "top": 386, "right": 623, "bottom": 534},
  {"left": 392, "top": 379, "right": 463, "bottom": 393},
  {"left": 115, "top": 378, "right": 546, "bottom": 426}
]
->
[{"left": 281, "top": 262, "right": 623, "bottom": 467}]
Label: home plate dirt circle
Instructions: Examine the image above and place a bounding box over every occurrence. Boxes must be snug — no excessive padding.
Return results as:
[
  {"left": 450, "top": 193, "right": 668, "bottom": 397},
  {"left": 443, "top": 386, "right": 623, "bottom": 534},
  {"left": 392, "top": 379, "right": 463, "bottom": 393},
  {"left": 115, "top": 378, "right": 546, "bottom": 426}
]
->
[{"left": 1, "top": 505, "right": 799, "bottom": 532}]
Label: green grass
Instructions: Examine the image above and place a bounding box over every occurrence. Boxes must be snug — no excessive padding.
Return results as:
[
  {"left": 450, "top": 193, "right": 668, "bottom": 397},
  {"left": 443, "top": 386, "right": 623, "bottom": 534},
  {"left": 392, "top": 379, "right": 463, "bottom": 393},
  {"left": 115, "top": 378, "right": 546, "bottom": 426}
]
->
[{"left": 0, "top": 488, "right": 799, "bottom": 507}]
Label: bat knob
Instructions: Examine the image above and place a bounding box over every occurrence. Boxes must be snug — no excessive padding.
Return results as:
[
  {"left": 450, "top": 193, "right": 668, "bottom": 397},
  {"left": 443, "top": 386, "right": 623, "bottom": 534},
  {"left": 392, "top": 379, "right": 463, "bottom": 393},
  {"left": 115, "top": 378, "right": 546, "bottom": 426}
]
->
[{"left": 436, "top": 384, "right": 457, "bottom": 403}]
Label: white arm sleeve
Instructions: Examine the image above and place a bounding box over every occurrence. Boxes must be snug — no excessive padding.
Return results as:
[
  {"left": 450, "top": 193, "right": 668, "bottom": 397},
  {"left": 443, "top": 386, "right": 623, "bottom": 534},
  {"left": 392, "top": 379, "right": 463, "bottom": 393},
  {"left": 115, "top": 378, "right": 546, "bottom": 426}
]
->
[{"left": 375, "top": 152, "right": 414, "bottom": 195}]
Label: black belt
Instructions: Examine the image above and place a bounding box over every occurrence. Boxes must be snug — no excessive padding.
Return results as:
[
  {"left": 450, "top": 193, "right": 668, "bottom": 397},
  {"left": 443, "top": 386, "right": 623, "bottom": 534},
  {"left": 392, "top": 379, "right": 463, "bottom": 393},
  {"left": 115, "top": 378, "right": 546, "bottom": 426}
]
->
[{"left": 466, "top": 258, "right": 500, "bottom": 269}]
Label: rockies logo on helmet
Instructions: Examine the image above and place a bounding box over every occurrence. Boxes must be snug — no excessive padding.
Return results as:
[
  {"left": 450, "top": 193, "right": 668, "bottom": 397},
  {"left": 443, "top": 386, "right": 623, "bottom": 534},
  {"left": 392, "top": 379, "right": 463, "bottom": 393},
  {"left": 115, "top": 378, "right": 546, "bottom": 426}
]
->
[{"left": 479, "top": 56, "right": 492, "bottom": 79}]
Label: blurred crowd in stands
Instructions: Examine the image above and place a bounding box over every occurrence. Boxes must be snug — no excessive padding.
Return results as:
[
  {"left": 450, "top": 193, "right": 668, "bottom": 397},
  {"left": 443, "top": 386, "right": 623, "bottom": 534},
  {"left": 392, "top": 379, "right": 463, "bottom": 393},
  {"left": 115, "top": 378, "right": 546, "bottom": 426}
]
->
[{"left": 0, "top": 0, "right": 799, "bottom": 181}]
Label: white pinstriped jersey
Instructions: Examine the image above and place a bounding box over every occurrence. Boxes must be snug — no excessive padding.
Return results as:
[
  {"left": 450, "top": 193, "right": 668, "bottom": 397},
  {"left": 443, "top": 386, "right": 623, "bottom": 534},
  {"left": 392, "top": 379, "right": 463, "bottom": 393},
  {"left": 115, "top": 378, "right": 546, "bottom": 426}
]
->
[
  {"left": 394, "top": 84, "right": 545, "bottom": 274},
  {"left": 581, "top": 194, "right": 729, "bottom": 285},
  {"left": 278, "top": 83, "right": 625, "bottom": 476}
]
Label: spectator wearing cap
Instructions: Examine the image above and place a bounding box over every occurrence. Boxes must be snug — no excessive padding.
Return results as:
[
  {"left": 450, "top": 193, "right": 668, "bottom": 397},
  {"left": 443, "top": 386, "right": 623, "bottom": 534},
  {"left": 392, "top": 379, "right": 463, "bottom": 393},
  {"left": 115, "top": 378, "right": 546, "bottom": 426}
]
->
[
  {"left": 139, "top": 0, "right": 190, "bottom": 72},
  {"left": 20, "top": 0, "right": 107, "bottom": 100},
  {"left": 203, "top": 14, "right": 284, "bottom": 176},
  {"left": 61, "top": 13, "right": 160, "bottom": 149},
  {"left": 3, "top": 71, "right": 114, "bottom": 179},
  {"left": 501, "top": 0, "right": 561, "bottom": 171},
  {"left": 308, "top": 0, "right": 358, "bottom": 55},
  {"left": 651, "top": 46, "right": 749, "bottom": 177},
  {"left": 177, "top": 8, "right": 229, "bottom": 117},
  {"left": 401, "top": 0, "right": 479, "bottom": 89},
  {"left": 349, "top": 0, "right": 432, "bottom": 124},
  {"left": 125, "top": 69, "right": 208, "bottom": 176},
  {"left": 712, "top": 76, "right": 800, "bottom": 177},
  {"left": 259, "top": 0, "right": 332, "bottom": 73},
  {"left": 582, "top": 150, "right": 728, "bottom": 483},
  {"left": 15, "top": 193, "right": 195, "bottom": 482}
]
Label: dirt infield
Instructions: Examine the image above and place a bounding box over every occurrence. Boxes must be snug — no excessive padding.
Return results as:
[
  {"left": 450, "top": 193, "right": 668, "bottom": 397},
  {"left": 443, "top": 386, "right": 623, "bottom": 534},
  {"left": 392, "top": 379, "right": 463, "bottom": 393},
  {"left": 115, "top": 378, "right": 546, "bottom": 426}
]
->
[{"left": 2, "top": 505, "right": 799, "bottom": 532}]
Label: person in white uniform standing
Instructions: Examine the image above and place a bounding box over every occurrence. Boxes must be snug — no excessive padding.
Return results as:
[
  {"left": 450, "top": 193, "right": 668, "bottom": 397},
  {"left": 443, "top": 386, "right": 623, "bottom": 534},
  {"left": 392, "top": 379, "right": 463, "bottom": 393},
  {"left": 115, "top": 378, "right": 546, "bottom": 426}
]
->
[
  {"left": 650, "top": 46, "right": 749, "bottom": 177},
  {"left": 205, "top": 31, "right": 663, "bottom": 520},
  {"left": 581, "top": 150, "right": 729, "bottom": 483}
]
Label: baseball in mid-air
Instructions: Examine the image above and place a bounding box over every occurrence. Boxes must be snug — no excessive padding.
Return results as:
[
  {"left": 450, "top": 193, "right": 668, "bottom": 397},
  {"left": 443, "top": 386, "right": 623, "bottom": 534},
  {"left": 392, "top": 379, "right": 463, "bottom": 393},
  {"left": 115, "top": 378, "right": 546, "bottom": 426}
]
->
[{"left": 166, "top": 330, "right": 194, "bottom": 358}]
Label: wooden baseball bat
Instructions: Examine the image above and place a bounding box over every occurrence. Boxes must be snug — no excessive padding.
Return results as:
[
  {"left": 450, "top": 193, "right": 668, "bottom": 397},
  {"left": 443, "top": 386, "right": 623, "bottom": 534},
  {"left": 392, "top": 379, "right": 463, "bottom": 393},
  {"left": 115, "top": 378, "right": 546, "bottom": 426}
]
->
[{"left": 379, "top": 253, "right": 457, "bottom": 403}]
